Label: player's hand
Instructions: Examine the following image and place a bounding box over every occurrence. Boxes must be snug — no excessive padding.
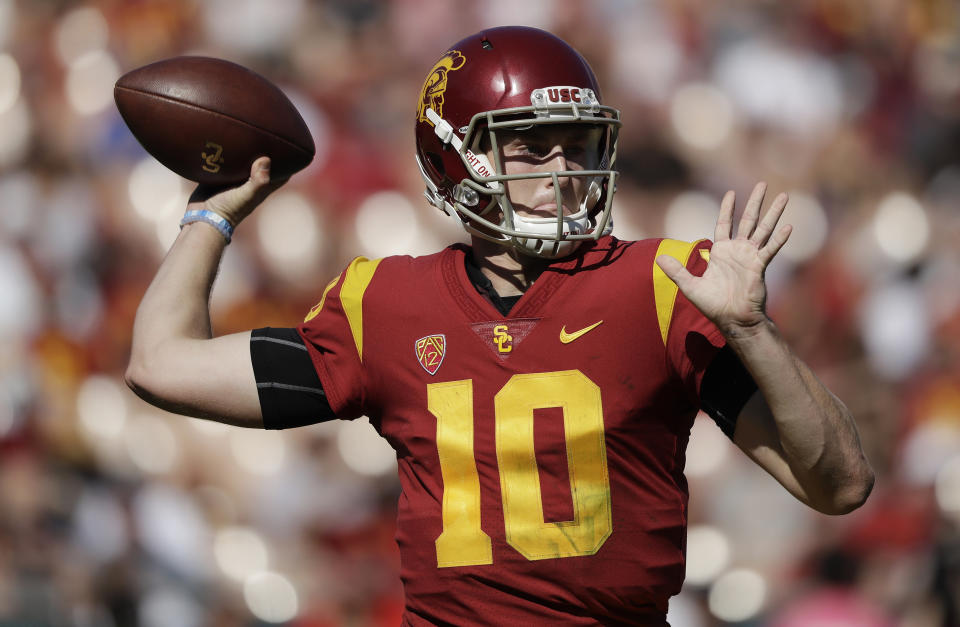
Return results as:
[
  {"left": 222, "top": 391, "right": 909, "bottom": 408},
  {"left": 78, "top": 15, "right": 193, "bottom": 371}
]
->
[
  {"left": 186, "top": 156, "right": 288, "bottom": 227},
  {"left": 656, "top": 182, "right": 792, "bottom": 338}
]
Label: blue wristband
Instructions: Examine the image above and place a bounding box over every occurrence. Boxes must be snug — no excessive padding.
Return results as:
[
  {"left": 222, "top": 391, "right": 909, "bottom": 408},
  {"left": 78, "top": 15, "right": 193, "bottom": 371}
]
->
[{"left": 179, "top": 209, "right": 234, "bottom": 243}]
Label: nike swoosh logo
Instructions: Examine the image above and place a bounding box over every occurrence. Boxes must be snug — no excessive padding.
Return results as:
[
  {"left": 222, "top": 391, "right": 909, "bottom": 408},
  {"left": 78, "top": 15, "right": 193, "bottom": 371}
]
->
[{"left": 559, "top": 320, "right": 603, "bottom": 344}]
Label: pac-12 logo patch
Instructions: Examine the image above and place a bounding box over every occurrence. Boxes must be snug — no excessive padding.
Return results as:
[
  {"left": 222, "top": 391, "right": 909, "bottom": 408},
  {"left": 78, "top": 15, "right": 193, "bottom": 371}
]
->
[{"left": 415, "top": 334, "right": 446, "bottom": 375}]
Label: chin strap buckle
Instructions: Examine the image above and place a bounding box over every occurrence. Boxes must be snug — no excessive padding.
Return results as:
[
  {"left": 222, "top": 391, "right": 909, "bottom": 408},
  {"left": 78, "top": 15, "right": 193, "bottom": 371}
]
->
[{"left": 426, "top": 108, "right": 464, "bottom": 150}]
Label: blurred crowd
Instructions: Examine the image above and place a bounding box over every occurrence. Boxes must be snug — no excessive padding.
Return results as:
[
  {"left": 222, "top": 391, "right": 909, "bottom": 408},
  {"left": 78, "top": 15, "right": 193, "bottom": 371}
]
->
[{"left": 0, "top": 0, "right": 958, "bottom": 625}]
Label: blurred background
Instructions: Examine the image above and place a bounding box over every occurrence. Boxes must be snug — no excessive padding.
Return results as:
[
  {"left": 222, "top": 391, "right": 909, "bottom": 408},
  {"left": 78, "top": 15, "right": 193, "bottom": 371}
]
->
[{"left": 0, "top": 0, "right": 958, "bottom": 625}]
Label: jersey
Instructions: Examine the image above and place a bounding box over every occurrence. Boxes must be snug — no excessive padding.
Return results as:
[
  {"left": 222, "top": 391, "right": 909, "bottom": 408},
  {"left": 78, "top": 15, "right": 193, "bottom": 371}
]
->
[{"left": 296, "top": 235, "right": 725, "bottom": 625}]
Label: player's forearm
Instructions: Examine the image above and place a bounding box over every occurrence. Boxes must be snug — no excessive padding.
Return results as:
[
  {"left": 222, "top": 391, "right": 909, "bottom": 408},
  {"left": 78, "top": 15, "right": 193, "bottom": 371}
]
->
[
  {"left": 127, "top": 222, "right": 226, "bottom": 380},
  {"left": 724, "top": 319, "right": 874, "bottom": 513}
]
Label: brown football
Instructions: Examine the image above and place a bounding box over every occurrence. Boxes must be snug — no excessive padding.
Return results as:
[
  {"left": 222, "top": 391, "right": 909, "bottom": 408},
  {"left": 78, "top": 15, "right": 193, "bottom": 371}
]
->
[{"left": 114, "top": 56, "right": 315, "bottom": 185}]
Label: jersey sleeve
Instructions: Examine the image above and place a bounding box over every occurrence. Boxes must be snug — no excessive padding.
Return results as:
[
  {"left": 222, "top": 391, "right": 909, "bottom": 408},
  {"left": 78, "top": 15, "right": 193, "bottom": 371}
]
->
[
  {"left": 295, "top": 257, "right": 383, "bottom": 420},
  {"left": 652, "top": 238, "right": 726, "bottom": 404}
]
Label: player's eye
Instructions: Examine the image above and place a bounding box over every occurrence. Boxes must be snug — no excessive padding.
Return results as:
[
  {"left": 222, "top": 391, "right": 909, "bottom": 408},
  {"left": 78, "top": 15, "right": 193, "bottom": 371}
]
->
[
  {"left": 503, "top": 140, "right": 548, "bottom": 159},
  {"left": 521, "top": 143, "right": 551, "bottom": 157}
]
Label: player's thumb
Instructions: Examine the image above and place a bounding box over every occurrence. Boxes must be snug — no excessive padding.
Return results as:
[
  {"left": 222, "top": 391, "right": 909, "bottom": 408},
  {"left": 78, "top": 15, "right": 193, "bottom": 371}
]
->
[
  {"left": 655, "top": 255, "right": 691, "bottom": 289},
  {"left": 201, "top": 157, "right": 276, "bottom": 225},
  {"left": 233, "top": 156, "right": 273, "bottom": 202}
]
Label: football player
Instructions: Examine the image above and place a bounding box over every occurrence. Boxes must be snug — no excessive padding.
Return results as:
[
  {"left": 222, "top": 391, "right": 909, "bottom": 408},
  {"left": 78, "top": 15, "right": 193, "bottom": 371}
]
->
[{"left": 126, "top": 26, "right": 874, "bottom": 625}]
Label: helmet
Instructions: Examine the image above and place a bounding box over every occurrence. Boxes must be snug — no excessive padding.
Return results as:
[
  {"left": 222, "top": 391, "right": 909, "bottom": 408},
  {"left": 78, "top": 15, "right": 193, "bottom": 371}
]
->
[{"left": 415, "top": 26, "right": 621, "bottom": 259}]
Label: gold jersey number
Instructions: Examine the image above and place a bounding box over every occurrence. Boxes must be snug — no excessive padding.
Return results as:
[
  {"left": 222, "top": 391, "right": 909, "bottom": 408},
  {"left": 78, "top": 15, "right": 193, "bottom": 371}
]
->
[{"left": 427, "top": 370, "right": 612, "bottom": 568}]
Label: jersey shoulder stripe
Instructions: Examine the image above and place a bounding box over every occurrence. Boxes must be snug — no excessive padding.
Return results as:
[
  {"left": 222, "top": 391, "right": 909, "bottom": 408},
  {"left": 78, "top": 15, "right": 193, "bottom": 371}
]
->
[
  {"left": 652, "top": 238, "right": 705, "bottom": 346},
  {"left": 303, "top": 256, "right": 384, "bottom": 361},
  {"left": 303, "top": 275, "right": 342, "bottom": 323},
  {"left": 340, "top": 256, "right": 383, "bottom": 362}
]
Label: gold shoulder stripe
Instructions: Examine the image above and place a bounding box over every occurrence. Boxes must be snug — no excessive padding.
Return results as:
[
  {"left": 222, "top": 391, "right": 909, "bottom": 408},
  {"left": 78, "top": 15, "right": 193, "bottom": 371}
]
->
[
  {"left": 340, "top": 257, "right": 383, "bottom": 362},
  {"left": 653, "top": 239, "right": 702, "bottom": 347},
  {"left": 303, "top": 275, "right": 342, "bottom": 323}
]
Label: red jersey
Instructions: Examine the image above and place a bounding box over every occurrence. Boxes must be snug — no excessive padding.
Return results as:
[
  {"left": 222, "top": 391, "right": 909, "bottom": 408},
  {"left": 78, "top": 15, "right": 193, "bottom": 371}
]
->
[{"left": 297, "top": 236, "right": 724, "bottom": 625}]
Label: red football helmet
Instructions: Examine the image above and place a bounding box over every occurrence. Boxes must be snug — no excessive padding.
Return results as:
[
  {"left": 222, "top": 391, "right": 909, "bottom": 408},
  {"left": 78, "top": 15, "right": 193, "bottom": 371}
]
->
[{"left": 415, "top": 26, "right": 621, "bottom": 258}]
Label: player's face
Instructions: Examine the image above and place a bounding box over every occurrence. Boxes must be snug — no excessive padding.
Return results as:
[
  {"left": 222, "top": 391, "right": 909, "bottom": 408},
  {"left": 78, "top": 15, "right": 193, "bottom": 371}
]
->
[{"left": 489, "top": 124, "right": 603, "bottom": 219}]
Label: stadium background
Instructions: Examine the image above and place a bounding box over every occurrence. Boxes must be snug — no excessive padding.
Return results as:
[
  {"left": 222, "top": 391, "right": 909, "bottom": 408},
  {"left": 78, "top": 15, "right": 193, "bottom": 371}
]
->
[{"left": 0, "top": 0, "right": 958, "bottom": 625}]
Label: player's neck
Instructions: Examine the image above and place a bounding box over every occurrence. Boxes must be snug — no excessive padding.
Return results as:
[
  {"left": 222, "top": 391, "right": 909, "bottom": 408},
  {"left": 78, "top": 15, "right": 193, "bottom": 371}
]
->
[{"left": 470, "top": 237, "right": 550, "bottom": 297}]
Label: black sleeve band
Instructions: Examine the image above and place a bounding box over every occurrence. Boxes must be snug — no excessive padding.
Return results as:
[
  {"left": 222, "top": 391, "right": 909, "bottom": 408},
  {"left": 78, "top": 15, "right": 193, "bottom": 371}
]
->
[
  {"left": 250, "top": 327, "right": 336, "bottom": 429},
  {"left": 699, "top": 346, "right": 758, "bottom": 440}
]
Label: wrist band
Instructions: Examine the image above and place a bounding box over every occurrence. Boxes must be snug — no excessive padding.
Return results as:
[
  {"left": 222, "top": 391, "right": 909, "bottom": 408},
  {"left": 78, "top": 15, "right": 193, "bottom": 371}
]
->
[{"left": 179, "top": 209, "right": 234, "bottom": 243}]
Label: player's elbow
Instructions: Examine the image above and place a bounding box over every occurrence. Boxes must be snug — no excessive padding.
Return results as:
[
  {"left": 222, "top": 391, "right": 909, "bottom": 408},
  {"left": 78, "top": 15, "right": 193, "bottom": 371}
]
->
[
  {"left": 124, "top": 348, "right": 175, "bottom": 410},
  {"left": 814, "top": 462, "right": 875, "bottom": 516},
  {"left": 124, "top": 356, "right": 160, "bottom": 405}
]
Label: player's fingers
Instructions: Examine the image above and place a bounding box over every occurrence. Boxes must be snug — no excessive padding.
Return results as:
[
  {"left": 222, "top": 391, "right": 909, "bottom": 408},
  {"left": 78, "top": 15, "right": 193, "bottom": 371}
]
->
[
  {"left": 735, "top": 182, "right": 767, "bottom": 240},
  {"left": 187, "top": 157, "right": 272, "bottom": 205},
  {"left": 759, "top": 224, "right": 792, "bottom": 266},
  {"left": 750, "top": 192, "right": 788, "bottom": 246},
  {"left": 715, "top": 191, "right": 735, "bottom": 242},
  {"left": 656, "top": 255, "right": 695, "bottom": 291}
]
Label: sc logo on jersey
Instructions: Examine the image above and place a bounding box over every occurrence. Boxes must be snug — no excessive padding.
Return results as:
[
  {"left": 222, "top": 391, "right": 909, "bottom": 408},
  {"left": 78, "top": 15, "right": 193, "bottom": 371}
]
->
[{"left": 493, "top": 324, "right": 513, "bottom": 354}]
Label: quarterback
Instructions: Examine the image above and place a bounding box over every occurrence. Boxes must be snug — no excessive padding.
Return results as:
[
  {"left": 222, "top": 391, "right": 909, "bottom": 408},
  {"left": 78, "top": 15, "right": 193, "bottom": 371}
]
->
[{"left": 126, "top": 27, "right": 874, "bottom": 625}]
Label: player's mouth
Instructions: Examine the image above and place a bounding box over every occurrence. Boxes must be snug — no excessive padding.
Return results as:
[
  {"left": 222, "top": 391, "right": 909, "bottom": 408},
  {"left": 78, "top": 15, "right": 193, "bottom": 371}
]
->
[{"left": 522, "top": 203, "right": 576, "bottom": 219}]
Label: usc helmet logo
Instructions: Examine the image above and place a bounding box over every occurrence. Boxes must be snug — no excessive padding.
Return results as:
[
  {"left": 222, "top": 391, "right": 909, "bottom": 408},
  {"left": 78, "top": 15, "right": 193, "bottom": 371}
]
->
[{"left": 417, "top": 50, "right": 466, "bottom": 125}]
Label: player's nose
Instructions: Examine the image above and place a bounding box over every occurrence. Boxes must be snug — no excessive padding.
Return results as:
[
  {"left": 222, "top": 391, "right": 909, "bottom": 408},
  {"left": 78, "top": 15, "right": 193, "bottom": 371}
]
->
[{"left": 545, "top": 148, "right": 572, "bottom": 189}]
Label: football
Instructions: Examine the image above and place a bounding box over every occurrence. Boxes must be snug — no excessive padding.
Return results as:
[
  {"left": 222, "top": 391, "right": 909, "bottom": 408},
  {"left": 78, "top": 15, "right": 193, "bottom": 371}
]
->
[{"left": 114, "top": 56, "right": 315, "bottom": 185}]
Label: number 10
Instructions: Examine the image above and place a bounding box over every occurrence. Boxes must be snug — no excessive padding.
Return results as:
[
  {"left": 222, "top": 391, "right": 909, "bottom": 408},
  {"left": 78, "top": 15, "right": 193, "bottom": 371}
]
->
[{"left": 427, "top": 370, "right": 612, "bottom": 568}]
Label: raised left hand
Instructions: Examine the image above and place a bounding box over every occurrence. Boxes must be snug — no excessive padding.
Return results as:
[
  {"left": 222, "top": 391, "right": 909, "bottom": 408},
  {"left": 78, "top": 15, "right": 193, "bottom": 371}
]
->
[{"left": 655, "top": 182, "right": 792, "bottom": 337}]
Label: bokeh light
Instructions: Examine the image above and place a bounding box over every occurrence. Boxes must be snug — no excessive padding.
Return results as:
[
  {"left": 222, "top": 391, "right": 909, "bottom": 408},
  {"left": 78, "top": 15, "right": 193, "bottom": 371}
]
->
[
  {"left": 72, "top": 487, "right": 130, "bottom": 563},
  {"left": 66, "top": 50, "right": 120, "bottom": 115},
  {"left": 663, "top": 192, "right": 717, "bottom": 241},
  {"left": 685, "top": 526, "right": 732, "bottom": 586},
  {"left": 0, "top": 97, "right": 31, "bottom": 167},
  {"left": 54, "top": 6, "right": 110, "bottom": 66},
  {"left": 873, "top": 192, "right": 929, "bottom": 263},
  {"left": 610, "top": 10, "right": 682, "bottom": 102},
  {"left": 256, "top": 191, "right": 322, "bottom": 276},
  {"left": 901, "top": 421, "right": 960, "bottom": 486},
  {"left": 708, "top": 569, "right": 767, "bottom": 622},
  {"left": 0, "top": 385, "right": 13, "bottom": 438},
  {"left": 128, "top": 156, "right": 189, "bottom": 222},
  {"left": 202, "top": 0, "right": 304, "bottom": 53},
  {"left": 0, "top": 245, "right": 42, "bottom": 340},
  {"left": 0, "top": 0, "right": 14, "bottom": 49},
  {"left": 670, "top": 83, "right": 734, "bottom": 150},
  {"left": 935, "top": 455, "right": 960, "bottom": 518},
  {"left": 355, "top": 191, "right": 420, "bottom": 257},
  {"left": 337, "top": 417, "right": 397, "bottom": 477},
  {"left": 124, "top": 412, "right": 180, "bottom": 475},
  {"left": 684, "top": 415, "right": 732, "bottom": 478},
  {"left": 860, "top": 281, "right": 929, "bottom": 380},
  {"left": 139, "top": 586, "right": 204, "bottom": 627},
  {"left": 778, "top": 191, "right": 828, "bottom": 263},
  {"left": 133, "top": 484, "right": 211, "bottom": 579},
  {"left": 214, "top": 526, "right": 269, "bottom": 581},
  {"left": 716, "top": 39, "right": 842, "bottom": 135},
  {"left": 0, "top": 53, "right": 21, "bottom": 116},
  {"left": 76, "top": 375, "right": 128, "bottom": 441},
  {"left": 229, "top": 429, "right": 287, "bottom": 476},
  {"left": 244, "top": 571, "right": 299, "bottom": 623}
]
